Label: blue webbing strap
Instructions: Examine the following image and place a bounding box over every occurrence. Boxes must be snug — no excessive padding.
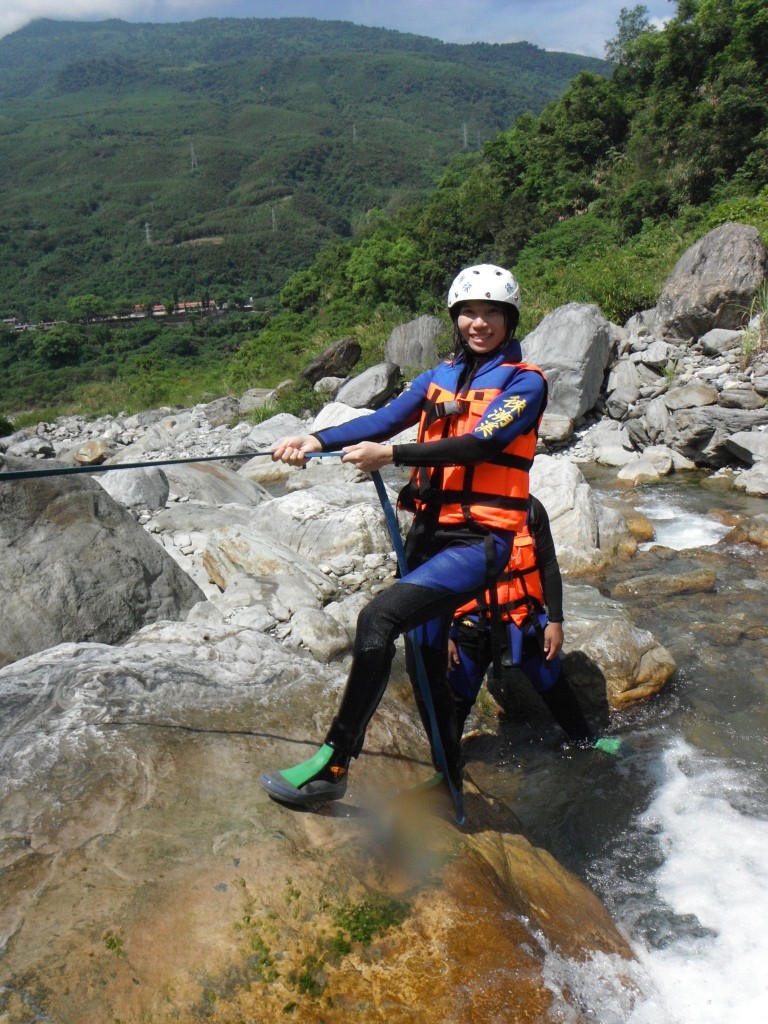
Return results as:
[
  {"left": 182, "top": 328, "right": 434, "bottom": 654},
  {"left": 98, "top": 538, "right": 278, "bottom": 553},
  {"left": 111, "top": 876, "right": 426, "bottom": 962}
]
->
[
  {"left": 306, "top": 452, "right": 464, "bottom": 824},
  {"left": 370, "top": 470, "right": 466, "bottom": 825}
]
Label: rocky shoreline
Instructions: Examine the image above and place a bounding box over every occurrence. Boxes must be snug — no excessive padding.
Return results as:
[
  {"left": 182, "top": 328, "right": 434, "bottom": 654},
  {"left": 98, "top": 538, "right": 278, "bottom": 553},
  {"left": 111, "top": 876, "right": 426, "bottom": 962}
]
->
[{"left": 0, "top": 219, "right": 766, "bottom": 1022}]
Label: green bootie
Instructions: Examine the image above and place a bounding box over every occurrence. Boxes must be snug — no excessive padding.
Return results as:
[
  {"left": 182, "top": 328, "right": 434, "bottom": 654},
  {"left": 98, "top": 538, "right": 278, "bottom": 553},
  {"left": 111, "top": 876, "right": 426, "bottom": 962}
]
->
[
  {"left": 261, "top": 743, "right": 349, "bottom": 807},
  {"left": 592, "top": 736, "right": 622, "bottom": 756},
  {"left": 408, "top": 771, "right": 446, "bottom": 793}
]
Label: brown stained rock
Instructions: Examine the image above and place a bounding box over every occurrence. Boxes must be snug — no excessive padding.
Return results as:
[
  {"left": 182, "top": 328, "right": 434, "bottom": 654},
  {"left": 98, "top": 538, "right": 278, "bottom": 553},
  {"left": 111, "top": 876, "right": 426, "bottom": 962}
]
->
[
  {"left": 724, "top": 513, "right": 768, "bottom": 548},
  {"left": 621, "top": 509, "right": 657, "bottom": 543},
  {"left": 0, "top": 728, "right": 636, "bottom": 1024},
  {"left": 611, "top": 566, "right": 717, "bottom": 599}
]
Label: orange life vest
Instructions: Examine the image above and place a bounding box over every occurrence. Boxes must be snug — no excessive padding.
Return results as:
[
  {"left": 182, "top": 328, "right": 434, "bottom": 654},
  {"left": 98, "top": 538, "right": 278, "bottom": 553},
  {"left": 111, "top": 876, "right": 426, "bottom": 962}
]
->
[
  {"left": 401, "top": 362, "right": 546, "bottom": 533},
  {"left": 455, "top": 523, "right": 547, "bottom": 625}
]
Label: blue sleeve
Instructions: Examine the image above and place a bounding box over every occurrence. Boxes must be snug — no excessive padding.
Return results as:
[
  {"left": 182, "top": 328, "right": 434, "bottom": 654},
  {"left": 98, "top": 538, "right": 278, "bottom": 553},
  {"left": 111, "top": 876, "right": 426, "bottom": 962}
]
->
[
  {"left": 313, "top": 368, "right": 434, "bottom": 449},
  {"left": 393, "top": 367, "right": 547, "bottom": 467}
]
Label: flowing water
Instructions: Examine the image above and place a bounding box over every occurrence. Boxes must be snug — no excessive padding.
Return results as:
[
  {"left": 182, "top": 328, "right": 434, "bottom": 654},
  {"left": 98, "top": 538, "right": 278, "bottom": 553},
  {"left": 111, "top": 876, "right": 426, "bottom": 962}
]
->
[{"left": 473, "top": 471, "right": 768, "bottom": 1022}]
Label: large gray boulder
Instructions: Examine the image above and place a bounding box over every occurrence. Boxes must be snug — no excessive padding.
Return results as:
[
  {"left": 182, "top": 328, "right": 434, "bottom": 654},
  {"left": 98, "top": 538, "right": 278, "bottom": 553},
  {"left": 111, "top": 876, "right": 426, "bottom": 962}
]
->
[
  {"left": 385, "top": 314, "right": 447, "bottom": 370},
  {"left": 0, "top": 456, "right": 204, "bottom": 668},
  {"left": 299, "top": 337, "right": 361, "bottom": 385},
  {"left": 335, "top": 362, "right": 401, "bottom": 409},
  {"left": 529, "top": 454, "right": 635, "bottom": 572},
  {"left": 521, "top": 303, "right": 616, "bottom": 422},
  {"left": 654, "top": 222, "right": 768, "bottom": 339}
]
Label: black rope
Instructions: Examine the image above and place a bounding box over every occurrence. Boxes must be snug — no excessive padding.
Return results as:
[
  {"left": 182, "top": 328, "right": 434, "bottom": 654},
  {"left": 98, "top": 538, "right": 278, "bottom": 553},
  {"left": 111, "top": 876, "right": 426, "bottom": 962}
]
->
[{"left": 0, "top": 449, "right": 277, "bottom": 482}]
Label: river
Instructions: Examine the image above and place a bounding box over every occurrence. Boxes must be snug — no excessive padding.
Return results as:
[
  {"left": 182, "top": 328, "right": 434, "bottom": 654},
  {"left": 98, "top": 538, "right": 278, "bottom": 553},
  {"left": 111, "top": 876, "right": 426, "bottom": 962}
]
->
[{"left": 473, "top": 470, "right": 768, "bottom": 1022}]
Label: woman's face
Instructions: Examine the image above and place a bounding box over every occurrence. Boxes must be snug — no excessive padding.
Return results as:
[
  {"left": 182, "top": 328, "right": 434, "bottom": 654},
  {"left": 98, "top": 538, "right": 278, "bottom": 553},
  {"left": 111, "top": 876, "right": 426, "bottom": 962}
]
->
[{"left": 455, "top": 301, "right": 508, "bottom": 355}]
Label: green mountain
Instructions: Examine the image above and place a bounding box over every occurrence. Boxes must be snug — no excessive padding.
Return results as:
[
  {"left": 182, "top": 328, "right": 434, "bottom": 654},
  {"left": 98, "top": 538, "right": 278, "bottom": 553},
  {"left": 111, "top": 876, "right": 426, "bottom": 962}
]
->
[{"left": 0, "top": 17, "right": 607, "bottom": 321}]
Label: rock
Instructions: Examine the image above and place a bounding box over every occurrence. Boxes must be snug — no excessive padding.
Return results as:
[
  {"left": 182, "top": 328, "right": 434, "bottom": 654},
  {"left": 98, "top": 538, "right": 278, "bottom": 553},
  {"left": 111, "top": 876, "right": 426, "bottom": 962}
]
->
[
  {"left": 244, "top": 412, "right": 309, "bottom": 451},
  {"left": 160, "top": 462, "right": 271, "bottom": 506},
  {"left": 97, "top": 466, "right": 170, "bottom": 511},
  {"left": 521, "top": 303, "right": 616, "bottom": 422},
  {"left": 335, "top": 362, "right": 401, "bottom": 409},
  {"left": 199, "top": 395, "right": 240, "bottom": 427},
  {"left": 577, "top": 420, "right": 637, "bottom": 466},
  {"left": 733, "top": 461, "right": 768, "bottom": 497},
  {"left": 699, "top": 327, "right": 744, "bottom": 356},
  {"left": 214, "top": 572, "right": 322, "bottom": 621},
  {"left": 724, "top": 511, "right": 768, "bottom": 546},
  {"left": 313, "top": 375, "right": 345, "bottom": 396},
  {"left": 288, "top": 606, "right": 351, "bottom": 661},
  {"left": 299, "top": 336, "right": 361, "bottom": 385},
  {"left": 5, "top": 434, "right": 56, "bottom": 458},
  {"left": 654, "top": 222, "right": 768, "bottom": 339},
  {"left": 663, "top": 406, "right": 768, "bottom": 467},
  {"left": 529, "top": 455, "right": 635, "bottom": 572},
  {"left": 662, "top": 382, "right": 718, "bottom": 410},
  {"left": 237, "top": 453, "right": 295, "bottom": 487},
  {"left": 0, "top": 625, "right": 636, "bottom": 1023},
  {"left": 622, "top": 510, "right": 656, "bottom": 543},
  {"left": 539, "top": 413, "right": 575, "bottom": 445},
  {"left": 611, "top": 567, "right": 718, "bottom": 599},
  {"left": 202, "top": 523, "right": 337, "bottom": 599},
  {"left": 324, "top": 590, "right": 376, "bottom": 640},
  {"left": 717, "top": 384, "right": 765, "bottom": 410},
  {"left": 566, "top": 616, "right": 677, "bottom": 709},
  {"left": 605, "top": 383, "right": 640, "bottom": 421},
  {"left": 237, "top": 387, "right": 276, "bottom": 414},
  {"left": 630, "top": 339, "right": 680, "bottom": 371},
  {"left": 0, "top": 456, "right": 204, "bottom": 668},
  {"left": 250, "top": 483, "right": 403, "bottom": 562},
  {"left": 73, "top": 437, "right": 117, "bottom": 464},
  {"left": 312, "top": 401, "right": 373, "bottom": 430},
  {"left": 385, "top": 314, "right": 446, "bottom": 369},
  {"left": 616, "top": 446, "right": 675, "bottom": 485}
]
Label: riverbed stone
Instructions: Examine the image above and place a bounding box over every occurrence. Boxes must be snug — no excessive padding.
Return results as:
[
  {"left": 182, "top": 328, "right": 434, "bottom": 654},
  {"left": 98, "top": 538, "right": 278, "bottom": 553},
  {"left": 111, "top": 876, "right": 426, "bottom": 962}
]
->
[
  {"left": 610, "top": 567, "right": 718, "bottom": 599},
  {"left": 0, "top": 457, "right": 205, "bottom": 668},
  {"left": 522, "top": 303, "right": 615, "bottom": 422}
]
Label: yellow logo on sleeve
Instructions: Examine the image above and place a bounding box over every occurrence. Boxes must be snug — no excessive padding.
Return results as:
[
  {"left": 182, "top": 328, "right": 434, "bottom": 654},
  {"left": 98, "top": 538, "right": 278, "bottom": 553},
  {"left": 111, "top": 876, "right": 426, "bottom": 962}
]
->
[{"left": 476, "top": 395, "right": 527, "bottom": 436}]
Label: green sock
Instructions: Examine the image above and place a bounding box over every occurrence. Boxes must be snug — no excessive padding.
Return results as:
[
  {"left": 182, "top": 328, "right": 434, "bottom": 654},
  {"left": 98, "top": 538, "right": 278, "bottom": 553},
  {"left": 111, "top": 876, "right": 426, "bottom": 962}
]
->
[
  {"left": 279, "top": 743, "right": 335, "bottom": 788},
  {"left": 593, "top": 737, "right": 622, "bottom": 756},
  {"left": 411, "top": 771, "right": 445, "bottom": 792}
]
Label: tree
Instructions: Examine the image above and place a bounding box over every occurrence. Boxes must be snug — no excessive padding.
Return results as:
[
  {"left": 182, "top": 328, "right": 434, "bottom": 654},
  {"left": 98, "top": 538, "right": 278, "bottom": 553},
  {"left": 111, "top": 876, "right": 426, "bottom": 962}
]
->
[
  {"left": 32, "top": 324, "right": 86, "bottom": 367},
  {"left": 66, "top": 294, "right": 108, "bottom": 324},
  {"left": 605, "top": 5, "right": 656, "bottom": 65}
]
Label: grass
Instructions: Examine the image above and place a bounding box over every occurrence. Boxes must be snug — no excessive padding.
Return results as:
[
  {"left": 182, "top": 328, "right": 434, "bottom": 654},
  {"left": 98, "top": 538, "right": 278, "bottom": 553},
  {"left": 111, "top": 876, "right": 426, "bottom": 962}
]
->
[
  {"left": 223, "top": 876, "right": 412, "bottom": 1013},
  {"left": 740, "top": 281, "right": 768, "bottom": 368}
]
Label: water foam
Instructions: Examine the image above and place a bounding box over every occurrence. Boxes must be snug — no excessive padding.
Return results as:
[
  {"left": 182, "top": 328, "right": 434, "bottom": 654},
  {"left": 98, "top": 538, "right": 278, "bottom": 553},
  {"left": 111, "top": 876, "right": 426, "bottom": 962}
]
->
[{"left": 627, "top": 739, "right": 768, "bottom": 1022}]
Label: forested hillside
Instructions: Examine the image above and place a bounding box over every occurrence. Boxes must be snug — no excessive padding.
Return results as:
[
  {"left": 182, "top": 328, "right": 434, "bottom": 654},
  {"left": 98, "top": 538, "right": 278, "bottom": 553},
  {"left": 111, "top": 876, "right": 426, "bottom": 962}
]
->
[
  {"left": 0, "top": 17, "right": 605, "bottom": 321},
  {"left": 267, "top": 0, "right": 767, "bottom": 328}
]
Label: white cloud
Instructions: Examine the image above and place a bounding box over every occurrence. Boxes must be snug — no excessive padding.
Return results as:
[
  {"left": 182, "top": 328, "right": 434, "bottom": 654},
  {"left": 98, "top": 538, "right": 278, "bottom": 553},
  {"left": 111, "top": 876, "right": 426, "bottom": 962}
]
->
[{"left": 0, "top": 1, "right": 672, "bottom": 57}]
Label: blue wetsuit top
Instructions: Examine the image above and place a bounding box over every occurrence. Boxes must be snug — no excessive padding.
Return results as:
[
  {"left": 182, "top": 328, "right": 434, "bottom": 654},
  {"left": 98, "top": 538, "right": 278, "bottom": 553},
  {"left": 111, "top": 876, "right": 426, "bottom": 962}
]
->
[{"left": 313, "top": 340, "right": 547, "bottom": 468}]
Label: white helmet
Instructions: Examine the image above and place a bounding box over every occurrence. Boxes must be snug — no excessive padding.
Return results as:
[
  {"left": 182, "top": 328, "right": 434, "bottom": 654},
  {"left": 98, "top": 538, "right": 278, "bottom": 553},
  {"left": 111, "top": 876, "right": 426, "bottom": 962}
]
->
[{"left": 447, "top": 264, "right": 521, "bottom": 314}]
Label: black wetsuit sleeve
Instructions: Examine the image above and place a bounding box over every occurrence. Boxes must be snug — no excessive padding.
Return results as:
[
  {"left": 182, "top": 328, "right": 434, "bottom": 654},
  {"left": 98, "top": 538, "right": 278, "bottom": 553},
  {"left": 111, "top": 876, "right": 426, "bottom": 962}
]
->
[
  {"left": 392, "top": 433, "right": 508, "bottom": 467},
  {"left": 529, "top": 496, "right": 564, "bottom": 623}
]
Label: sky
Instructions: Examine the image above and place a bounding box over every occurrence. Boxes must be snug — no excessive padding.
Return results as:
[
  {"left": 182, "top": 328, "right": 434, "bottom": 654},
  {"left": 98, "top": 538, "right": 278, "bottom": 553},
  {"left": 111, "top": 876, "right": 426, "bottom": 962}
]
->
[{"left": 0, "top": 1, "right": 674, "bottom": 58}]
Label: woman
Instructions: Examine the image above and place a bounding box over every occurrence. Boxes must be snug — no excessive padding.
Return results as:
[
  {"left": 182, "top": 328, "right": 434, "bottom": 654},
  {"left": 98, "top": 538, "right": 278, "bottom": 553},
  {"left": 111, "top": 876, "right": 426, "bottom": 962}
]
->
[{"left": 261, "top": 264, "right": 548, "bottom": 807}]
